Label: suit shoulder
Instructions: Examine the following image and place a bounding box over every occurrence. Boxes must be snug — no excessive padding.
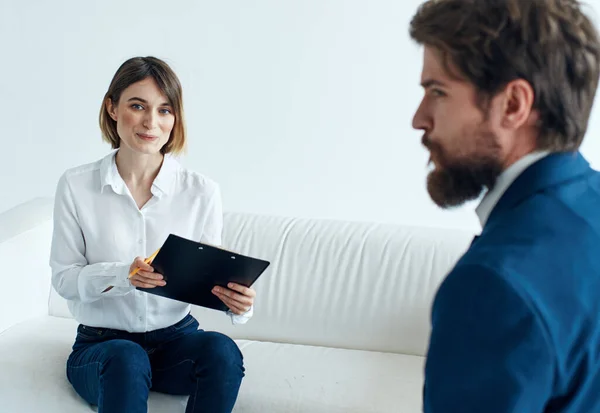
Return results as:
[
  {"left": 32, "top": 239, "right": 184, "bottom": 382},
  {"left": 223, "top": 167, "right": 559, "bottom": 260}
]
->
[{"left": 434, "top": 261, "right": 530, "bottom": 315}]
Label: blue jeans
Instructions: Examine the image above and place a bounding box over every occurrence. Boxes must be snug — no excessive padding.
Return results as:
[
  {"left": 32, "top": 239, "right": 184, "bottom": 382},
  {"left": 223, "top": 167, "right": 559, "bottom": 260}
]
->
[{"left": 66, "top": 313, "right": 244, "bottom": 413}]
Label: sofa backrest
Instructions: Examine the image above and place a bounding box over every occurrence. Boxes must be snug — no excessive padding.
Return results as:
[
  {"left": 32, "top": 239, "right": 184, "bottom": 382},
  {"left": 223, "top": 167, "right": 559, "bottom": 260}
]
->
[
  {"left": 3, "top": 198, "right": 474, "bottom": 357},
  {"left": 192, "top": 213, "right": 473, "bottom": 356},
  {"left": 0, "top": 197, "right": 55, "bottom": 333}
]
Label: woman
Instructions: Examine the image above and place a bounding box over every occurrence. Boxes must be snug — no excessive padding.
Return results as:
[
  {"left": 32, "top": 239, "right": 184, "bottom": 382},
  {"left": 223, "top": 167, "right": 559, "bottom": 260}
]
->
[{"left": 50, "top": 56, "right": 255, "bottom": 413}]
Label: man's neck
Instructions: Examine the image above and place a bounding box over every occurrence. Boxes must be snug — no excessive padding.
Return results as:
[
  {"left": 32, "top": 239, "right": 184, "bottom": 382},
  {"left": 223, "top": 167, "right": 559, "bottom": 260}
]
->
[{"left": 500, "top": 127, "right": 539, "bottom": 170}]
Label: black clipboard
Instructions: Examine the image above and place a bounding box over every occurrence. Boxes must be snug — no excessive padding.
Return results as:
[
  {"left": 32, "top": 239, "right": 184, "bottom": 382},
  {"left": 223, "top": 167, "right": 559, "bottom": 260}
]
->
[{"left": 136, "top": 234, "right": 270, "bottom": 312}]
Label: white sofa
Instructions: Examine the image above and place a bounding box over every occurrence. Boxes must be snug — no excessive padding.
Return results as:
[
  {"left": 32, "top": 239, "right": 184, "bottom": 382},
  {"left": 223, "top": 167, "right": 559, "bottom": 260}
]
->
[{"left": 0, "top": 197, "right": 474, "bottom": 413}]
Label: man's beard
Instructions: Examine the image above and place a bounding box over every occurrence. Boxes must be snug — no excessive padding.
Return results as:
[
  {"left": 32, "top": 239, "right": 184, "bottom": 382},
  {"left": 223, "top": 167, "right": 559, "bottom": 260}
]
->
[{"left": 423, "top": 131, "right": 504, "bottom": 209}]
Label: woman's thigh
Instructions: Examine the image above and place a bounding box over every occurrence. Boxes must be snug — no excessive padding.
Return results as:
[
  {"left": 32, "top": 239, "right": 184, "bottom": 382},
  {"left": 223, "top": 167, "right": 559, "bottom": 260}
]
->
[{"left": 67, "top": 337, "right": 151, "bottom": 406}]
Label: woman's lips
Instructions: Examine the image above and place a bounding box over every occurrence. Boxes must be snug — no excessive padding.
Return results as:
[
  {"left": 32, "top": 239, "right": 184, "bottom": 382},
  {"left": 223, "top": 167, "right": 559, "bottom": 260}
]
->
[{"left": 137, "top": 133, "right": 158, "bottom": 141}]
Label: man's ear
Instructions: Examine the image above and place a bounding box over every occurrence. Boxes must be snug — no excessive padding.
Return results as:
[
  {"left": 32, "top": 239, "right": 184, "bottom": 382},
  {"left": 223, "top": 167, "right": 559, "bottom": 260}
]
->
[
  {"left": 106, "top": 98, "right": 118, "bottom": 122},
  {"left": 501, "top": 79, "right": 535, "bottom": 130}
]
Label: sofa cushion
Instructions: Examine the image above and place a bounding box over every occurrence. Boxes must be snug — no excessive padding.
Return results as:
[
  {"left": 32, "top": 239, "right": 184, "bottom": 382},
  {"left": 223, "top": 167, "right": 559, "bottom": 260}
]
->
[
  {"left": 0, "top": 315, "right": 424, "bottom": 412},
  {"left": 234, "top": 339, "right": 424, "bottom": 412}
]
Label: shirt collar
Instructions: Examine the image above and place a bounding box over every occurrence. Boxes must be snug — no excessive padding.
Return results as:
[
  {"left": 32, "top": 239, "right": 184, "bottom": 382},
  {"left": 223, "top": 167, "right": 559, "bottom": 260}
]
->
[
  {"left": 151, "top": 154, "right": 179, "bottom": 197},
  {"left": 100, "top": 149, "right": 180, "bottom": 198},
  {"left": 475, "top": 151, "right": 550, "bottom": 228}
]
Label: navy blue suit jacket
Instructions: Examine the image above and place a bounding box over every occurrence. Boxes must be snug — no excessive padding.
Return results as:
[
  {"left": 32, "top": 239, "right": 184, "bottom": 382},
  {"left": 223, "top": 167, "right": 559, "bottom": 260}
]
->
[{"left": 424, "top": 152, "right": 600, "bottom": 413}]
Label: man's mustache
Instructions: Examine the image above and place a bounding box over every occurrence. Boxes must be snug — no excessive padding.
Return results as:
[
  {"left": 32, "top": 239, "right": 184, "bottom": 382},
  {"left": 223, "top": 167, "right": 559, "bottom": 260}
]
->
[{"left": 422, "top": 134, "right": 441, "bottom": 153}]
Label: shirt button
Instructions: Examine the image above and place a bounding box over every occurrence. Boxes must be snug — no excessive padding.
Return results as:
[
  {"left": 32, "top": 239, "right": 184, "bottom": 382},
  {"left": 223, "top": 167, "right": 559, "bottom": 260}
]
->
[
  {"left": 139, "top": 316, "right": 143, "bottom": 321},
  {"left": 138, "top": 239, "right": 143, "bottom": 244}
]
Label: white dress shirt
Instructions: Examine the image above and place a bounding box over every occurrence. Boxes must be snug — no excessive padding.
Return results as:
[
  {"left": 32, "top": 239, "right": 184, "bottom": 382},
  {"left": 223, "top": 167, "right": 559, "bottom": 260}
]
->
[
  {"left": 50, "top": 150, "right": 252, "bottom": 333},
  {"left": 475, "top": 151, "right": 550, "bottom": 227}
]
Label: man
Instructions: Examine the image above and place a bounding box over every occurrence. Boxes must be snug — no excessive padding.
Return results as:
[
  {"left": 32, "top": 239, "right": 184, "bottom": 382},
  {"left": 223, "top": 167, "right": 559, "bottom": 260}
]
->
[{"left": 409, "top": 0, "right": 600, "bottom": 412}]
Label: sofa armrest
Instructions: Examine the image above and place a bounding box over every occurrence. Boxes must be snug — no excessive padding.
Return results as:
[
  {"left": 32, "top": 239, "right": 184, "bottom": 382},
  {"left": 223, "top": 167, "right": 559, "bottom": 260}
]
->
[{"left": 0, "top": 198, "right": 54, "bottom": 334}]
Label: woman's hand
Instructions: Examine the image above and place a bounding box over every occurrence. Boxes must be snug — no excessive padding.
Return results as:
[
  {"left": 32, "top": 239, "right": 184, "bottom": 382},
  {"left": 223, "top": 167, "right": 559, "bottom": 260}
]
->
[
  {"left": 129, "top": 256, "right": 166, "bottom": 289},
  {"left": 212, "top": 283, "right": 256, "bottom": 315}
]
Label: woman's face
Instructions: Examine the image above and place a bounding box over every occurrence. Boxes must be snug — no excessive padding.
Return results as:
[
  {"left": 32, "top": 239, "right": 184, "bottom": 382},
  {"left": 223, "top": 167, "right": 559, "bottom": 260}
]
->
[{"left": 107, "top": 77, "right": 175, "bottom": 156}]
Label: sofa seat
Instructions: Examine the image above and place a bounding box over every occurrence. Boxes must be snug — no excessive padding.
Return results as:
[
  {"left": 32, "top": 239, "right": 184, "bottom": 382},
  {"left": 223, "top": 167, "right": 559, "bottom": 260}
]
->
[{"left": 0, "top": 315, "right": 424, "bottom": 413}]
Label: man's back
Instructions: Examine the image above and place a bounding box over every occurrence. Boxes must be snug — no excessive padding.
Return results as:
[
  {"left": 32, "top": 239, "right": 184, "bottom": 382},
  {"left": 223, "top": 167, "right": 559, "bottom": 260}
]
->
[{"left": 424, "top": 152, "right": 600, "bottom": 412}]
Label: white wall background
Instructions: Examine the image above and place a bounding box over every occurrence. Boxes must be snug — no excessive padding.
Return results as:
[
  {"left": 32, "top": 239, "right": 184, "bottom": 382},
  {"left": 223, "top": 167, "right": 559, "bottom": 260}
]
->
[{"left": 2, "top": 0, "right": 599, "bottom": 232}]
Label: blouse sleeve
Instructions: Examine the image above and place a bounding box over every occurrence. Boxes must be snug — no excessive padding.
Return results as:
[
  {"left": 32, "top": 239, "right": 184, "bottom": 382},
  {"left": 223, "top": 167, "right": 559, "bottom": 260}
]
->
[{"left": 49, "top": 173, "right": 134, "bottom": 304}]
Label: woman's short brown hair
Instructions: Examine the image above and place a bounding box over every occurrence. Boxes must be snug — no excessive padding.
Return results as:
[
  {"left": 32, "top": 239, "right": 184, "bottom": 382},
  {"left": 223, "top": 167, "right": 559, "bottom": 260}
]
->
[
  {"left": 99, "top": 56, "right": 186, "bottom": 155},
  {"left": 410, "top": 0, "right": 600, "bottom": 152}
]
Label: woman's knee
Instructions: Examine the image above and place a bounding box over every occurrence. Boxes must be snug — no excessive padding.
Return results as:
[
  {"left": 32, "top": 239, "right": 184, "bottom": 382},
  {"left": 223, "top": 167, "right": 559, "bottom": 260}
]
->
[
  {"left": 101, "top": 340, "right": 151, "bottom": 380},
  {"left": 202, "top": 332, "right": 244, "bottom": 370}
]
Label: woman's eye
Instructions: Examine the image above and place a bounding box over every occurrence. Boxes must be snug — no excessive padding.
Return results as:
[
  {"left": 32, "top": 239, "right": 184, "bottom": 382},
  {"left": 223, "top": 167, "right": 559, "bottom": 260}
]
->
[
  {"left": 160, "top": 108, "right": 172, "bottom": 114},
  {"left": 430, "top": 89, "right": 446, "bottom": 97},
  {"left": 131, "top": 104, "right": 144, "bottom": 110}
]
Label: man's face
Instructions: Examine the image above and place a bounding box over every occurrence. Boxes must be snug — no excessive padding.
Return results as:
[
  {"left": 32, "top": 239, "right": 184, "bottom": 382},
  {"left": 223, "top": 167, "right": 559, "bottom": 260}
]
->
[{"left": 412, "top": 46, "right": 504, "bottom": 208}]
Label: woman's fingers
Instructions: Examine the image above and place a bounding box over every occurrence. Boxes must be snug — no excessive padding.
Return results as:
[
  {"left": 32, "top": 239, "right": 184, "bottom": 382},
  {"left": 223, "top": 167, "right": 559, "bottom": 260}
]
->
[
  {"left": 227, "top": 283, "right": 256, "bottom": 298},
  {"left": 212, "top": 285, "right": 254, "bottom": 314},
  {"left": 133, "top": 256, "right": 154, "bottom": 272},
  {"left": 212, "top": 286, "right": 253, "bottom": 306},
  {"left": 129, "top": 256, "right": 154, "bottom": 275},
  {"left": 131, "top": 270, "right": 165, "bottom": 288},
  {"left": 137, "top": 270, "right": 164, "bottom": 281},
  {"left": 131, "top": 279, "right": 159, "bottom": 289},
  {"left": 215, "top": 294, "right": 251, "bottom": 314}
]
